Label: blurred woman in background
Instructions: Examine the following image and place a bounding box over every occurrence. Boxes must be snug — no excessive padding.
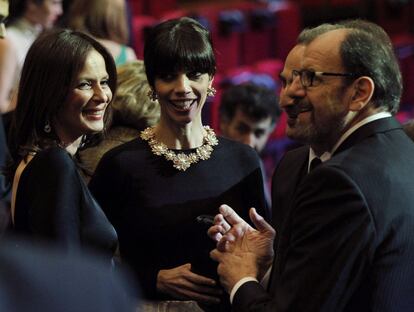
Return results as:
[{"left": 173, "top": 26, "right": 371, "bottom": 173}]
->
[{"left": 67, "top": 0, "right": 136, "bottom": 66}]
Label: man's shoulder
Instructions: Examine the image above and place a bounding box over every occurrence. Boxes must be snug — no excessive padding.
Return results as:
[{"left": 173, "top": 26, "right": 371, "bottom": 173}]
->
[{"left": 277, "top": 145, "right": 308, "bottom": 169}]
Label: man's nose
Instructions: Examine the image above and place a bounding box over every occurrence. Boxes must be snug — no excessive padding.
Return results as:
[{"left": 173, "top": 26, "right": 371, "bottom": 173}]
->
[{"left": 280, "top": 76, "right": 306, "bottom": 109}]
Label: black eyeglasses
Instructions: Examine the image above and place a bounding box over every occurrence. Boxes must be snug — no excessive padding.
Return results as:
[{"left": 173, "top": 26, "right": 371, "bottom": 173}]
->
[{"left": 292, "top": 69, "right": 357, "bottom": 88}]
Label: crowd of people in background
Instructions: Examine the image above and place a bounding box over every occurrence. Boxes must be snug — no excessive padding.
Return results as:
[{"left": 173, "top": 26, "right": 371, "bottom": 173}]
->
[{"left": 1, "top": 1, "right": 414, "bottom": 312}]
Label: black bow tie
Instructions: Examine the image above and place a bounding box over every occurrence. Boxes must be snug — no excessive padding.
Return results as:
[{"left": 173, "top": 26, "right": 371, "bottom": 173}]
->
[{"left": 309, "top": 157, "right": 322, "bottom": 172}]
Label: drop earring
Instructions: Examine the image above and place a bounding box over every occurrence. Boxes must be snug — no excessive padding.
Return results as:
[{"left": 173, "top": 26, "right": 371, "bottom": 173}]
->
[
  {"left": 147, "top": 89, "right": 158, "bottom": 101},
  {"left": 207, "top": 87, "right": 217, "bottom": 97},
  {"left": 44, "top": 120, "right": 51, "bottom": 133}
]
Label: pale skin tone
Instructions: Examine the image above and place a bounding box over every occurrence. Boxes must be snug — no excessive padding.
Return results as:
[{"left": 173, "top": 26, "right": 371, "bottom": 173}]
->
[
  {"left": 209, "top": 205, "right": 275, "bottom": 292},
  {"left": 152, "top": 71, "right": 213, "bottom": 150},
  {"left": 0, "top": 38, "right": 17, "bottom": 113},
  {"left": 152, "top": 70, "right": 222, "bottom": 303},
  {"left": 209, "top": 28, "right": 378, "bottom": 295}
]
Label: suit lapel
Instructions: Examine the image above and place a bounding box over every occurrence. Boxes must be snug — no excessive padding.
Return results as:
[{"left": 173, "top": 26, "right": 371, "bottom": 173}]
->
[
  {"left": 334, "top": 117, "right": 402, "bottom": 156},
  {"left": 271, "top": 145, "right": 309, "bottom": 230}
]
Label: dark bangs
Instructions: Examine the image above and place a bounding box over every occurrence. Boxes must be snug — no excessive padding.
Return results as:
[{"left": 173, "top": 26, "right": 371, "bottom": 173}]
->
[{"left": 144, "top": 17, "right": 216, "bottom": 86}]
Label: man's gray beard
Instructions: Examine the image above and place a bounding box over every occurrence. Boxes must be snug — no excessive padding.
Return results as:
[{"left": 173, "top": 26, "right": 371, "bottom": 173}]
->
[{"left": 288, "top": 113, "right": 346, "bottom": 153}]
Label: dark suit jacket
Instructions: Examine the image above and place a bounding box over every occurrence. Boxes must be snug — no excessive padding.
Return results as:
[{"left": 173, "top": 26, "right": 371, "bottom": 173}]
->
[{"left": 233, "top": 117, "right": 414, "bottom": 311}]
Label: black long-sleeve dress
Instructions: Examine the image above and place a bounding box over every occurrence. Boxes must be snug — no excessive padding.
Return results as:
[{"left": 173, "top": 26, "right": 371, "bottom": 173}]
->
[
  {"left": 89, "top": 136, "right": 267, "bottom": 301},
  {"left": 13, "top": 147, "right": 117, "bottom": 261}
]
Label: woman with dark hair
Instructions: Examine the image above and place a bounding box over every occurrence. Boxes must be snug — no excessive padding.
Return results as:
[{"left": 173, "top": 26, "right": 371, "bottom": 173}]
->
[
  {"left": 8, "top": 28, "right": 118, "bottom": 262},
  {"left": 79, "top": 60, "right": 160, "bottom": 183},
  {"left": 89, "top": 17, "right": 267, "bottom": 308}
]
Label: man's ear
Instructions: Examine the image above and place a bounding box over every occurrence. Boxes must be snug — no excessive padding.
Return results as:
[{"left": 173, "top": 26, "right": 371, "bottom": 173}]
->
[{"left": 349, "top": 76, "right": 375, "bottom": 112}]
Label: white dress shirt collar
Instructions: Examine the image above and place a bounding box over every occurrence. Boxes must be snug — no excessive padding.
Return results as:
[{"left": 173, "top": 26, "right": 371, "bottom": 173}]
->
[{"left": 308, "top": 112, "right": 392, "bottom": 171}]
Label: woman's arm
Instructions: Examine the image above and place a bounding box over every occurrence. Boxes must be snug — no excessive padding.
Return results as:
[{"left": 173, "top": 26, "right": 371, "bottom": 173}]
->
[{"left": 0, "top": 39, "right": 18, "bottom": 113}]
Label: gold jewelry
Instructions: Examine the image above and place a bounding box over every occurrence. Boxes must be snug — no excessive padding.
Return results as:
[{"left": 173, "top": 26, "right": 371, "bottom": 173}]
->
[
  {"left": 140, "top": 126, "right": 219, "bottom": 171},
  {"left": 147, "top": 89, "right": 158, "bottom": 101},
  {"left": 207, "top": 87, "right": 216, "bottom": 97}
]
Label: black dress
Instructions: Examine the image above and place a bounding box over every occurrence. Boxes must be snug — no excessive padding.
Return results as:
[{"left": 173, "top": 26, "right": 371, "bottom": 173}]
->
[
  {"left": 89, "top": 136, "right": 267, "bottom": 301},
  {"left": 13, "top": 147, "right": 117, "bottom": 260}
]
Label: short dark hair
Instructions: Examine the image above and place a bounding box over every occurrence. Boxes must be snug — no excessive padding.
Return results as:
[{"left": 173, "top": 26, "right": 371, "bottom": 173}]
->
[
  {"left": 144, "top": 17, "right": 216, "bottom": 87},
  {"left": 338, "top": 20, "right": 402, "bottom": 113},
  {"left": 9, "top": 28, "right": 117, "bottom": 162},
  {"left": 219, "top": 83, "right": 280, "bottom": 124}
]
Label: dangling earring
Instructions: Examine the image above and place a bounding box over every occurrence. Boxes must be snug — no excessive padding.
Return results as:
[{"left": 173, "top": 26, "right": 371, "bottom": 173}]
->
[
  {"left": 44, "top": 120, "right": 51, "bottom": 133},
  {"left": 147, "top": 89, "right": 158, "bottom": 101},
  {"left": 207, "top": 87, "right": 217, "bottom": 97}
]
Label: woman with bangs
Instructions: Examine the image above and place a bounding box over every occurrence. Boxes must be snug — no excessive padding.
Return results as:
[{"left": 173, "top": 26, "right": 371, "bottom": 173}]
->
[{"left": 89, "top": 17, "right": 266, "bottom": 310}]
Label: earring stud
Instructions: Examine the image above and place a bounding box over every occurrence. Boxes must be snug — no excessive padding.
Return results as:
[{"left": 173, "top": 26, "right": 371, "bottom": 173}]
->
[
  {"left": 207, "top": 87, "right": 217, "bottom": 97},
  {"left": 147, "top": 89, "right": 158, "bottom": 101},
  {"left": 44, "top": 120, "right": 51, "bottom": 133}
]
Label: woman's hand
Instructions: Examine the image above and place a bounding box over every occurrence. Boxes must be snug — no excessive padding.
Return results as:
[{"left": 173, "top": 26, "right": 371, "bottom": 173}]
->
[{"left": 157, "top": 263, "right": 222, "bottom": 304}]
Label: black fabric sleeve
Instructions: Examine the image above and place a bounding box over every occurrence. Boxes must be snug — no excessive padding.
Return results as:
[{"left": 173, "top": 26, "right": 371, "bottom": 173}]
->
[
  {"left": 233, "top": 166, "right": 375, "bottom": 312},
  {"left": 89, "top": 152, "right": 162, "bottom": 298},
  {"left": 88, "top": 152, "right": 126, "bottom": 228},
  {"left": 26, "top": 149, "right": 83, "bottom": 251}
]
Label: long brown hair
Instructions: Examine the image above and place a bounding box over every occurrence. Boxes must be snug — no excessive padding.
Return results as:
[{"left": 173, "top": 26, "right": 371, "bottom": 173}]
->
[
  {"left": 6, "top": 28, "right": 117, "bottom": 180},
  {"left": 67, "top": 0, "right": 129, "bottom": 45}
]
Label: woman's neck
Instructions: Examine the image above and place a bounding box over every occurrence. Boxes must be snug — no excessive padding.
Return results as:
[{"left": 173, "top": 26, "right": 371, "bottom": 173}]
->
[
  {"left": 154, "top": 119, "right": 206, "bottom": 150},
  {"left": 58, "top": 136, "right": 83, "bottom": 156},
  {"left": 21, "top": 13, "right": 43, "bottom": 30}
]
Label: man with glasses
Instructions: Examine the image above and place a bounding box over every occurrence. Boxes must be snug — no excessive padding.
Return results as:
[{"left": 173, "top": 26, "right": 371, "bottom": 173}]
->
[{"left": 209, "top": 20, "right": 414, "bottom": 311}]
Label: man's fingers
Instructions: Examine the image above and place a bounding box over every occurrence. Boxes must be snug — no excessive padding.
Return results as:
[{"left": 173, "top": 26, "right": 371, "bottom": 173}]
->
[
  {"left": 214, "top": 214, "right": 231, "bottom": 232},
  {"left": 250, "top": 208, "right": 276, "bottom": 236},
  {"left": 219, "top": 204, "right": 245, "bottom": 226},
  {"left": 207, "top": 225, "right": 223, "bottom": 242},
  {"left": 217, "top": 236, "right": 232, "bottom": 252},
  {"left": 210, "top": 248, "right": 221, "bottom": 262}
]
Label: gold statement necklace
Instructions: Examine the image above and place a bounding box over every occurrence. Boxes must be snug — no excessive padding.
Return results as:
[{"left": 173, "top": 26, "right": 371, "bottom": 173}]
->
[{"left": 140, "top": 126, "right": 219, "bottom": 171}]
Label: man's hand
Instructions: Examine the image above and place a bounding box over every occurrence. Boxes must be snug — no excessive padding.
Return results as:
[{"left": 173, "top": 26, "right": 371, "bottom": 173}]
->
[
  {"left": 207, "top": 204, "right": 253, "bottom": 250},
  {"left": 209, "top": 205, "right": 276, "bottom": 293},
  {"left": 157, "top": 263, "right": 222, "bottom": 304}
]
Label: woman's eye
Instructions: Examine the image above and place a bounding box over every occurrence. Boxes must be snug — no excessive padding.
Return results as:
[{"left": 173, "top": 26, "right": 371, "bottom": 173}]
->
[
  {"left": 159, "top": 73, "right": 175, "bottom": 81},
  {"left": 188, "top": 72, "right": 202, "bottom": 80},
  {"left": 77, "top": 81, "right": 91, "bottom": 89},
  {"left": 101, "top": 79, "right": 109, "bottom": 87}
]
